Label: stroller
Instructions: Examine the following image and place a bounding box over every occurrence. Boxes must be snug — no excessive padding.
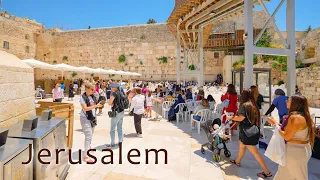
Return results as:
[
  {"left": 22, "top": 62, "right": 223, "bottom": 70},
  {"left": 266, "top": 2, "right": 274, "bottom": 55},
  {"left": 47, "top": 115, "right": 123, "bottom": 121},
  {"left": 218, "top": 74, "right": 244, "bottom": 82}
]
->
[{"left": 200, "top": 118, "right": 232, "bottom": 162}]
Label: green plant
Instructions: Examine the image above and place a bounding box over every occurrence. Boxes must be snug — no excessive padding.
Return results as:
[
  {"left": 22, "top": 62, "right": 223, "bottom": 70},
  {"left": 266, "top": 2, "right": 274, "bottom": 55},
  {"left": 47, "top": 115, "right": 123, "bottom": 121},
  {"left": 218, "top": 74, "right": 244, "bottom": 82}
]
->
[
  {"left": 277, "top": 80, "right": 285, "bottom": 86},
  {"left": 140, "top": 34, "right": 146, "bottom": 40},
  {"left": 157, "top": 56, "right": 168, "bottom": 64},
  {"left": 139, "top": 61, "right": 143, "bottom": 65},
  {"left": 71, "top": 72, "right": 77, "bottom": 77},
  {"left": 62, "top": 56, "right": 68, "bottom": 61},
  {"left": 53, "top": 60, "right": 57, "bottom": 64},
  {"left": 90, "top": 73, "right": 94, "bottom": 77},
  {"left": 108, "top": 74, "right": 115, "bottom": 77},
  {"left": 129, "top": 53, "right": 134, "bottom": 56},
  {"left": 118, "top": 54, "right": 126, "bottom": 63},
  {"left": 296, "top": 60, "right": 304, "bottom": 69},
  {"left": 306, "top": 25, "right": 312, "bottom": 33},
  {"left": 188, "top": 64, "right": 196, "bottom": 70},
  {"left": 147, "top": 18, "right": 157, "bottom": 24},
  {"left": 309, "top": 64, "right": 317, "bottom": 69}
]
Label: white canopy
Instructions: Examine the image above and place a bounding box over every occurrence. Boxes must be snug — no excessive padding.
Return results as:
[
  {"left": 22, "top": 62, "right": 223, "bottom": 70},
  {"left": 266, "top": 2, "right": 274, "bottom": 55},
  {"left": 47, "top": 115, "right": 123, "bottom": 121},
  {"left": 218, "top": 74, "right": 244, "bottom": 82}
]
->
[
  {"left": 95, "top": 68, "right": 110, "bottom": 74},
  {"left": 106, "top": 69, "right": 122, "bottom": 75},
  {"left": 53, "top": 63, "right": 80, "bottom": 72},
  {"left": 22, "top": 59, "right": 57, "bottom": 70}
]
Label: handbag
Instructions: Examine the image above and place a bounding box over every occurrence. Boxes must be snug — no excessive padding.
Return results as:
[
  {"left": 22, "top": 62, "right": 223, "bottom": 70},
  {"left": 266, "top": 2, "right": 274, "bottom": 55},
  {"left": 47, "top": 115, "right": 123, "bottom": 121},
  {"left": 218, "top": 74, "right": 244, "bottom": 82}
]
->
[
  {"left": 221, "top": 94, "right": 230, "bottom": 108},
  {"left": 82, "top": 110, "right": 97, "bottom": 128},
  {"left": 242, "top": 112, "right": 260, "bottom": 138},
  {"left": 108, "top": 110, "right": 117, "bottom": 118}
]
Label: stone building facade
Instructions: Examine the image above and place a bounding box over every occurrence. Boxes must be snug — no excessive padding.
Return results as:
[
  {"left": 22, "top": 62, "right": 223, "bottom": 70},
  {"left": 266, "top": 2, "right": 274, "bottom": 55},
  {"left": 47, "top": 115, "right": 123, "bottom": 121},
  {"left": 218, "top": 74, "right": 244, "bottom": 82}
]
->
[{"left": 0, "top": 12, "right": 43, "bottom": 59}]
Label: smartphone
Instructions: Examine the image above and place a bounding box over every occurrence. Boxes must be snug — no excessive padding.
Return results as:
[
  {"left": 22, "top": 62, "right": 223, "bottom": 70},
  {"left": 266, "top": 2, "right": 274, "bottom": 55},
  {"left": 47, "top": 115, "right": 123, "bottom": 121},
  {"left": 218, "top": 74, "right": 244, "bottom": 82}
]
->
[{"left": 99, "top": 100, "right": 106, "bottom": 105}]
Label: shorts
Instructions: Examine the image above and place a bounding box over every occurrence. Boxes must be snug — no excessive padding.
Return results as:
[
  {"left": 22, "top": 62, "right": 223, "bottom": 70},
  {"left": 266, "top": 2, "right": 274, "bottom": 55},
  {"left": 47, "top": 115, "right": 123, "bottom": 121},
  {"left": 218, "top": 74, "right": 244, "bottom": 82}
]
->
[
  {"left": 193, "top": 115, "right": 201, "bottom": 121},
  {"left": 147, "top": 106, "right": 152, "bottom": 108}
]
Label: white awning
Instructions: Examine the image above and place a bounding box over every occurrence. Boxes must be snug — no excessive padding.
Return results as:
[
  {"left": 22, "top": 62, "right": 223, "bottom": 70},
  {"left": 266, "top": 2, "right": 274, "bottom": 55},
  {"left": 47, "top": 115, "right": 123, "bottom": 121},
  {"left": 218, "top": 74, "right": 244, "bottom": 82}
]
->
[
  {"left": 22, "top": 59, "right": 57, "bottom": 70},
  {"left": 52, "top": 63, "right": 80, "bottom": 72}
]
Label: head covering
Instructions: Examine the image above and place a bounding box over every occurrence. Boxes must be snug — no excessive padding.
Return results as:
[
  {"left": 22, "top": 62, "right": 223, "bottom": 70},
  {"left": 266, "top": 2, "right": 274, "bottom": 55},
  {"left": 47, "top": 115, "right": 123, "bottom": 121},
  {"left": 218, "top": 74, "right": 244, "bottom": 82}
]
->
[
  {"left": 110, "top": 83, "right": 120, "bottom": 88},
  {"left": 275, "top": 89, "right": 285, "bottom": 96},
  {"left": 176, "top": 94, "right": 185, "bottom": 104}
]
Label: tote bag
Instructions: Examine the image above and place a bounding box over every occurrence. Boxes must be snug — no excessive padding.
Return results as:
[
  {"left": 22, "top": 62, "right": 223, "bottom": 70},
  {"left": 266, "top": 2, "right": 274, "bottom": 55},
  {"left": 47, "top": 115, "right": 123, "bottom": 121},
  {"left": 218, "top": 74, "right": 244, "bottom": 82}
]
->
[{"left": 264, "top": 125, "right": 286, "bottom": 166}]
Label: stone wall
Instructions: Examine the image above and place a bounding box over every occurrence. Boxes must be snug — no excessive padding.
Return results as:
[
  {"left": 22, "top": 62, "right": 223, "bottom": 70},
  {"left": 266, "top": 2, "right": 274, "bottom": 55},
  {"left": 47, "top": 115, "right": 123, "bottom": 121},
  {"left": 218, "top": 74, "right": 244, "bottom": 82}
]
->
[
  {"left": 0, "top": 50, "right": 35, "bottom": 128},
  {"left": 0, "top": 14, "right": 43, "bottom": 59},
  {"left": 35, "top": 23, "right": 223, "bottom": 81},
  {"left": 296, "top": 67, "right": 320, "bottom": 107}
]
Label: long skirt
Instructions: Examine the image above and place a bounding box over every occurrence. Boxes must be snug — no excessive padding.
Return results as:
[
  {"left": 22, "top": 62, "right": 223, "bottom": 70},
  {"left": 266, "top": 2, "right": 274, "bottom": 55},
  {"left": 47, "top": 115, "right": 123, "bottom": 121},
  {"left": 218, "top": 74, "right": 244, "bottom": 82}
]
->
[{"left": 274, "top": 142, "right": 312, "bottom": 180}]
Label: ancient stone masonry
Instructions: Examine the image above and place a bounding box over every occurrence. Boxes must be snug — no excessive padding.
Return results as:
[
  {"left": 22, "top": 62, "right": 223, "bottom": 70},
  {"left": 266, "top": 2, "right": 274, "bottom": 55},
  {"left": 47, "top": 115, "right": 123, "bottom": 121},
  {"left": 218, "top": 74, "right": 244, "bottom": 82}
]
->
[
  {"left": 35, "top": 23, "right": 223, "bottom": 81},
  {"left": 0, "top": 13, "right": 43, "bottom": 59}
]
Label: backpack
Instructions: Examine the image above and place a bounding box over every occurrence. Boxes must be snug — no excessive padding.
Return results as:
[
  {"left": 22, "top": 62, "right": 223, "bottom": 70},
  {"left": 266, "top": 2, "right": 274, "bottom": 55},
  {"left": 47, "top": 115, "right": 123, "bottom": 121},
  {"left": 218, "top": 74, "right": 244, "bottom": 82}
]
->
[{"left": 113, "top": 91, "right": 129, "bottom": 112}]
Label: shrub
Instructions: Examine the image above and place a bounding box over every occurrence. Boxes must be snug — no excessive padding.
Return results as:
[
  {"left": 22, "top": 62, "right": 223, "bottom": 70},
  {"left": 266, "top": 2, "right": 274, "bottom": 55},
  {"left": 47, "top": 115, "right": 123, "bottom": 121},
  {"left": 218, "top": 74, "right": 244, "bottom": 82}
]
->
[
  {"left": 118, "top": 55, "right": 126, "bottom": 63},
  {"left": 188, "top": 64, "right": 196, "bottom": 70},
  {"left": 157, "top": 56, "right": 168, "bottom": 64},
  {"left": 62, "top": 56, "right": 68, "bottom": 61},
  {"left": 139, "top": 61, "right": 143, "bottom": 65},
  {"left": 71, "top": 72, "right": 77, "bottom": 77},
  {"left": 277, "top": 80, "right": 285, "bottom": 86},
  {"left": 90, "top": 73, "right": 94, "bottom": 77},
  {"left": 129, "top": 53, "right": 134, "bottom": 56},
  {"left": 140, "top": 34, "right": 146, "bottom": 40},
  {"left": 53, "top": 60, "right": 57, "bottom": 64},
  {"left": 309, "top": 64, "right": 317, "bottom": 69}
]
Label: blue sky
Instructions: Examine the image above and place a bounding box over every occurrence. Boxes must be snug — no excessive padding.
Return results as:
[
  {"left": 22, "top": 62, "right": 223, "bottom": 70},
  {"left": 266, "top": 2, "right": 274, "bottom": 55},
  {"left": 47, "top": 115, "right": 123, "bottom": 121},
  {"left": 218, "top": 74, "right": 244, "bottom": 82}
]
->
[{"left": 1, "top": 0, "right": 320, "bottom": 31}]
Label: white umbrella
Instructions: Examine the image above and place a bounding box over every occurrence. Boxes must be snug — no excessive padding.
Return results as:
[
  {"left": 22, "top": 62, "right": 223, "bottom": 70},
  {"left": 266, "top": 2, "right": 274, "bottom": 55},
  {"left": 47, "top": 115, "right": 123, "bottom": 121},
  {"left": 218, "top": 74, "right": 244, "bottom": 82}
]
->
[
  {"left": 52, "top": 63, "right": 80, "bottom": 79},
  {"left": 22, "top": 59, "right": 57, "bottom": 70}
]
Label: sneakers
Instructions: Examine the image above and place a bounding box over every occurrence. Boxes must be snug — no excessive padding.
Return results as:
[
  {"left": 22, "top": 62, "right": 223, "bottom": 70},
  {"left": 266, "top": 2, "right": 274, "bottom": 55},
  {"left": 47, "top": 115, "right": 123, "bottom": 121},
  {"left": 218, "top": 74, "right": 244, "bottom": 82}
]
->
[
  {"left": 137, "top": 134, "right": 143, "bottom": 138},
  {"left": 105, "top": 143, "right": 116, "bottom": 148}
]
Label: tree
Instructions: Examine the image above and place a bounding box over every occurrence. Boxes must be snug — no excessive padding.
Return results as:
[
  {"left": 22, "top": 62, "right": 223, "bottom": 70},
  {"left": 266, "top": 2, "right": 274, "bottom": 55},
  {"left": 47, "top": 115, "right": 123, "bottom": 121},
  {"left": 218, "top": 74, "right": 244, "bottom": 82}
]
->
[
  {"left": 306, "top": 25, "right": 312, "bottom": 33},
  {"left": 147, "top": 19, "right": 157, "bottom": 24},
  {"left": 88, "top": 26, "right": 91, "bottom": 29}
]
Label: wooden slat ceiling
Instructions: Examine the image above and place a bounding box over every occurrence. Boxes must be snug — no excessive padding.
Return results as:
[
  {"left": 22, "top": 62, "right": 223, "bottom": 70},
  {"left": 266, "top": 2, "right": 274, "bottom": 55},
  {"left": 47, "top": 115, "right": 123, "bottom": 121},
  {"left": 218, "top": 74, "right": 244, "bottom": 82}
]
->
[{"left": 167, "top": 0, "right": 270, "bottom": 47}]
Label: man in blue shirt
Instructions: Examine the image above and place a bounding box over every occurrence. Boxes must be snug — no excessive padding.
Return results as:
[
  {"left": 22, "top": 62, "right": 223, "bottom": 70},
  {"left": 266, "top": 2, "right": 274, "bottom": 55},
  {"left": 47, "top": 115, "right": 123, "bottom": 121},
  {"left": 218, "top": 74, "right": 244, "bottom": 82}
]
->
[{"left": 265, "top": 89, "right": 288, "bottom": 123}]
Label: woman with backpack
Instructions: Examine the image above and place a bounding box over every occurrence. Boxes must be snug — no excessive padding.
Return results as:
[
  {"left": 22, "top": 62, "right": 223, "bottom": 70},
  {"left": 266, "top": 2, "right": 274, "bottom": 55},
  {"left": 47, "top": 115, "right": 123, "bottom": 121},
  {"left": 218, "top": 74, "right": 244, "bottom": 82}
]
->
[{"left": 80, "top": 83, "right": 103, "bottom": 163}]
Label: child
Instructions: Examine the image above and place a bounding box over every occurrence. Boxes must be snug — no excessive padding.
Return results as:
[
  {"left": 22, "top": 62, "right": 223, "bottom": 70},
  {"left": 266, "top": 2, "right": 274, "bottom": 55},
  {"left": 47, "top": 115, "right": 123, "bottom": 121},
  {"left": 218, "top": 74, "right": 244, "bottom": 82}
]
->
[{"left": 146, "top": 91, "right": 154, "bottom": 118}]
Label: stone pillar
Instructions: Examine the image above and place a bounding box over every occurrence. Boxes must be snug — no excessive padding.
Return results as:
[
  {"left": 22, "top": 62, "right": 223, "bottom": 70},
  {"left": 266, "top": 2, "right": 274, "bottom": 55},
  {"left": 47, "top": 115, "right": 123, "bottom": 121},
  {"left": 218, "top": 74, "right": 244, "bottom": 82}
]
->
[
  {"left": 244, "top": 0, "right": 254, "bottom": 89},
  {"left": 198, "top": 28, "right": 204, "bottom": 86},
  {"left": 176, "top": 33, "right": 181, "bottom": 84}
]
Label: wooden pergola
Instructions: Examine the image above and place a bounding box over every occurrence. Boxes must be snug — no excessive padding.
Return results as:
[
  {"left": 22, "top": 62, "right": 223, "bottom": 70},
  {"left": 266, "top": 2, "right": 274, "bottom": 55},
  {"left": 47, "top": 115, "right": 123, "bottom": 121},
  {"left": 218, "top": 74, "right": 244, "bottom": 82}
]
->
[{"left": 167, "top": 0, "right": 297, "bottom": 96}]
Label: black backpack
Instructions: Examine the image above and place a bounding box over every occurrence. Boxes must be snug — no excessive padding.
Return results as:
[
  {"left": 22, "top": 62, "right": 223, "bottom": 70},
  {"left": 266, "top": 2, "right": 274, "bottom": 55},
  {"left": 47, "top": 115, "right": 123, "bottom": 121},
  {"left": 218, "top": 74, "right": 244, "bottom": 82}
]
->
[{"left": 113, "top": 91, "right": 129, "bottom": 112}]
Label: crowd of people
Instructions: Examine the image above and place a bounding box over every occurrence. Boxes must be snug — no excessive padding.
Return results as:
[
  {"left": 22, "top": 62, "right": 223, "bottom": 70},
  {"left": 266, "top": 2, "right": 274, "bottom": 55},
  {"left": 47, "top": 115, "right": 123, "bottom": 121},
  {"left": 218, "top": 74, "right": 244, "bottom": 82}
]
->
[{"left": 46, "top": 79, "right": 316, "bottom": 179}]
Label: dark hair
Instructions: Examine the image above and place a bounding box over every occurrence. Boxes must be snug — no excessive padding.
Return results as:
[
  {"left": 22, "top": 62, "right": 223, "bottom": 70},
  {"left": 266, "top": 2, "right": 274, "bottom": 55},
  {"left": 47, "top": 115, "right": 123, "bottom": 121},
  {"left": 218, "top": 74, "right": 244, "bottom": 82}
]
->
[
  {"left": 207, "top": 95, "right": 215, "bottom": 102},
  {"left": 240, "top": 89, "right": 260, "bottom": 126},
  {"left": 275, "top": 89, "right": 285, "bottom": 96},
  {"left": 169, "top": 91, "right": 173, "bottom": 96},
  {"left": 288, "top": 95, "right": 315, "bottom": 148},
  {"left": 135, "top": 88, "right": 141, "bottom": 94},
  {"left": 227, "top": 84, "right": 237, "bottom": 95}
]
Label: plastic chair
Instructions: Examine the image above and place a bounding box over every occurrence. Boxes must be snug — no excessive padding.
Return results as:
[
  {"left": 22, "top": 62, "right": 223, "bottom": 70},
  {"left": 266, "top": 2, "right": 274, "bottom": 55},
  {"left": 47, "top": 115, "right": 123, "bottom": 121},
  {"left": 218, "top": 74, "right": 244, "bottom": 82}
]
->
[
  {"left": 162, "top": 101, "right": 171, "bottom": 120},
  {"left": 191, "top": 109, "right": 211, "bottom": 134},
  {"left": 175, "top": 103, "right": 187, "bottom": 124},
  {"left": 185, "top": 99, "right": 193, "bottom": 103},
  {"left": 35, "top": 89, "right": 42, "bottom": 99}
]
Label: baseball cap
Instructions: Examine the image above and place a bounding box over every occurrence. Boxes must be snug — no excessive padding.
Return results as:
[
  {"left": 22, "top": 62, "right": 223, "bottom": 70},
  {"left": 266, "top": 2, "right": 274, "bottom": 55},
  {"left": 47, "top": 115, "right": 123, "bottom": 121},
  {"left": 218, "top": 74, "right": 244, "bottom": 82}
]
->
[{"left": 109, "top": 83, "right": 120, "bottom": 88}]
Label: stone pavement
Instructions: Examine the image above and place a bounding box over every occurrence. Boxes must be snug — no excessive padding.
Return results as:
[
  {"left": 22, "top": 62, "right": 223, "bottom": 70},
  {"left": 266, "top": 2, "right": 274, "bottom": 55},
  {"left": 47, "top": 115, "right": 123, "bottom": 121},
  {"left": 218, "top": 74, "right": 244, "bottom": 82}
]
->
[{"left": 39, "top": 95, "right": 320, "bottom": 180}]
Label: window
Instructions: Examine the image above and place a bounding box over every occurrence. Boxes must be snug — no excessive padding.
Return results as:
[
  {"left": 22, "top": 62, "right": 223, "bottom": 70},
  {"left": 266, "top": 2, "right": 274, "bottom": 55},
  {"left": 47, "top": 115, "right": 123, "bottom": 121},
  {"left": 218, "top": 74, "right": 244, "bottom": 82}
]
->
[
  {"left": 214, "top": 52, "right": 219, "bottom": 59},
  {"left": 26, "top": 46, "right": 30, "bottom": 53},
  {"left": 3, "top": 41, "right": 9, "bottom": 49},
  {"left": 25, "top": 34, "right": 29, "bottom": 39}
]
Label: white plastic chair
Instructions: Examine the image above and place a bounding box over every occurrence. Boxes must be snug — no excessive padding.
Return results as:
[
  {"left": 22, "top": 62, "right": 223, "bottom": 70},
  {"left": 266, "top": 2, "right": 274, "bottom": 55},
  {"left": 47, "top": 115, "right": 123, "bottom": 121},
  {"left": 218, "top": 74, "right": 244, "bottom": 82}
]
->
[
  {"left": 175, "top": 103, "right": 187, "bottom": 124},
  {"left": 162, "top": 101, "right": 171, "bottom": 120},
  {"left": 185, "top": 99, "right": 193, "bottom": 103},
  {"left": 35, "top": 89, "right": 42, "bottom": 99},
  {"left": 191, "top": 109, "right": 211, "bottom": 134}
]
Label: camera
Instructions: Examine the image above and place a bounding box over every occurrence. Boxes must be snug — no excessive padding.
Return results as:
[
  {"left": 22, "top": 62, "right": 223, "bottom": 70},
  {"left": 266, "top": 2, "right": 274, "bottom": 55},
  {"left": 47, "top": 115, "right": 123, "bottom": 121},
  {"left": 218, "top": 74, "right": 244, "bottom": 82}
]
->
[{"left": 108, "top": 111, "right": 117, "bottom": 118}]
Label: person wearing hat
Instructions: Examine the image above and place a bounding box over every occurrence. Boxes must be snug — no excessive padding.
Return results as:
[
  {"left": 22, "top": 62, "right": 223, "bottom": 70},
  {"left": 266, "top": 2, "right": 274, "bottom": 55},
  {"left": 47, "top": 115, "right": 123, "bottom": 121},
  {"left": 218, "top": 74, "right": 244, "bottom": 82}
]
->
[
  {"left": 264, "top": 89, "right": 288, "bottom": 123},
  {"left": 106, "top": 83, "right": 125, "bottom": 147}
]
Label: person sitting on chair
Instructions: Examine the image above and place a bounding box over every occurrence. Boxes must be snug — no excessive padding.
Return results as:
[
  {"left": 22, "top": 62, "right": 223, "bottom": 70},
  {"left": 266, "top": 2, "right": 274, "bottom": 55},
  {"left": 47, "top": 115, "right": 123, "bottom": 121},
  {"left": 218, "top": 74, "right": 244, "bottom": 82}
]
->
[{"left": 192, "top": 98, "right": 210, "bottom": 129}]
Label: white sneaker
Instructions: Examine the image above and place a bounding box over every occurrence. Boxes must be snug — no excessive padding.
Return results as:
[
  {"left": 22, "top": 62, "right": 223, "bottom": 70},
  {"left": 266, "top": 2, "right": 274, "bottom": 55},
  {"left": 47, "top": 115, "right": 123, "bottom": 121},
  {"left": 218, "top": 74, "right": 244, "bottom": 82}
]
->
[
  {"left": 137, "top": 134, "right": 143, "bottom": 138},
  {"left": 192, "top": 126, "right": 195, "bottom": 130}
]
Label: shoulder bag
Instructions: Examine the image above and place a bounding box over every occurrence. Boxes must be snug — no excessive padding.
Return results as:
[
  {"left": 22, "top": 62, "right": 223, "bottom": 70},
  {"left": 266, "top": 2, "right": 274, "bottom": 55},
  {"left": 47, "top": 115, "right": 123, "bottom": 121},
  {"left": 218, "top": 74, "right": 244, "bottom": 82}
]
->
[
  {"left": 242, "top": 113, "right": 260, "bottom": 138},
  {"left": 221, "top": 94, "right": 230, "bottom": 108}
]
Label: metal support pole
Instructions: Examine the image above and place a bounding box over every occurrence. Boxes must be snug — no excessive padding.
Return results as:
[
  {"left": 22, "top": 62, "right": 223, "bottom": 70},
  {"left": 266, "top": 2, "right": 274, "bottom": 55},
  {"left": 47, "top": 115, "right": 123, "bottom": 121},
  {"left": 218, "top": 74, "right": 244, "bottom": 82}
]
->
[
  {"left": 183, "top": 46, "right": 187, "bottom": 85},
  {"left": 244, "top": 0, "right": 254, "bottom": 89},
  {"left": 198, "top": 27, "right": 204, "bottom": 86},
  {"left": 177, "top": 33, "right": 181, "bottom": 84},
  {"left": 286, "top": 0, "right": 296, "bottom": 96}
]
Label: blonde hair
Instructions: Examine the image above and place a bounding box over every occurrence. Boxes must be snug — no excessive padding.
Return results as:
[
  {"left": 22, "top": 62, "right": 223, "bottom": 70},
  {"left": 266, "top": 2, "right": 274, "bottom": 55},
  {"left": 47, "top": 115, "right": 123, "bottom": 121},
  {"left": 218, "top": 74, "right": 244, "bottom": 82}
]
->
[{"left": 85, "top": 83, "right": 95, "bottom": 90}]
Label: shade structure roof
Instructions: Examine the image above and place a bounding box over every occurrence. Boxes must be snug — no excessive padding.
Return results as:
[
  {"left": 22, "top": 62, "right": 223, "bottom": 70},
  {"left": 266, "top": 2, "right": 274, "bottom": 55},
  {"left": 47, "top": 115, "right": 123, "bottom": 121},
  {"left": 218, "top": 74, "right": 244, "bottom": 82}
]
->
[
  {"left": 78, "top": 66, "right": 100, "bottom": 73},
  {"left": 52, "top": 63, "right": 80, "bottom": 72},
  {"left": 22, "top": 59, "right": 58, "bottom": 70},
  {"left": 167, "top": 0, "right": 271, "bottom": 47}
]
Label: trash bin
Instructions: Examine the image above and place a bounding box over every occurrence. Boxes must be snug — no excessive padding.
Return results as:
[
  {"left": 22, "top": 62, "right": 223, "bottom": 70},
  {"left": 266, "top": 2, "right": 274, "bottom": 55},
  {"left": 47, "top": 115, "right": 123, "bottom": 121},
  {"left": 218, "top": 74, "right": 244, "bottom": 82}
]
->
[
  {"left": 0, "top": 128, "right": 33, "bottom": 180},
  {"left": 7, "top": 116, "right": 67, "bottom": 180}
]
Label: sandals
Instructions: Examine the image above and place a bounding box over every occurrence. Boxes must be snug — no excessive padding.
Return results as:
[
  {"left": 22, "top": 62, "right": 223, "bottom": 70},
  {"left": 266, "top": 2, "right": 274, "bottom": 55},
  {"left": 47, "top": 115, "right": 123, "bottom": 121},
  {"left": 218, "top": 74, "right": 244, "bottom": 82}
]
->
[
  {"left": 230, "top": 160, "right": 241, "bottom": 167},
  {"left": 257, "top": 172, "right": 272, "bottom": 178}
]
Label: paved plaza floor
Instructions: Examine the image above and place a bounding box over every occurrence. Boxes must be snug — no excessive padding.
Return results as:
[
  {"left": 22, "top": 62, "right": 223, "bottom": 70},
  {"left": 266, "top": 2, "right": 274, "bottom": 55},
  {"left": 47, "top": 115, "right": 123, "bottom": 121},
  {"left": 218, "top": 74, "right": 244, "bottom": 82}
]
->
[{"left": 39, "top": 94, "right": 320, "bottom": 180}]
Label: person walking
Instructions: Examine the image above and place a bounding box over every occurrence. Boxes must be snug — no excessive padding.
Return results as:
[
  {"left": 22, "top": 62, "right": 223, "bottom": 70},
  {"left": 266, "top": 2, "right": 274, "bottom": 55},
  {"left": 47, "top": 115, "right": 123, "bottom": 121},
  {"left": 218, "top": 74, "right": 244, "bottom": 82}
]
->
[
  {"left": 228, "top": 89, "right": 272, "bottom": 178},
  {"left": 265, "top": 89, "right": 288, "bottom": 123},
  {"left": 106, "top": 83, "right": 125, "bottom": 147},
  {"left": 146, "top": 91, "right": 154, "bottom": 118},
  {"left": 106, "top": 83, "right": 111, "bottom": 102},
  {"left": 97, "top": 87, "right": 106, "bottom": 116},
  {"left": 68, "top": 83, "right": 74, "bottom": 101},
  {"left": 130, "top": 87, "right": 145, "bottom": 137},
  {"left": 60, "top": 83, "right": 65, "bottom": 99},
  {"left": 73, "top": 80, "right": 79, "bottom": 95},
  {"left": 80, "top": 83, "right": 103, "bottom": 162},
  {"left": 221, "top": 84, "right": 238, "bottom": 135},
  {"left": 267, "top": 95, "right": 315, "bottom": 180},
  {"left": 52, "top": 83, "right": 63, "bottom": 102}
]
